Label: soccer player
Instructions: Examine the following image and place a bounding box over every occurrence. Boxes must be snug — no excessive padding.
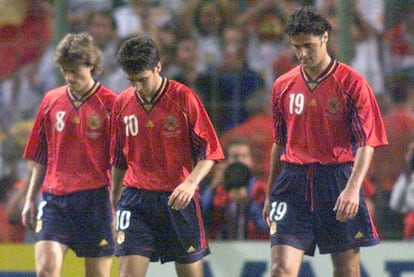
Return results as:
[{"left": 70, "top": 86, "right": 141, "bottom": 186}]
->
[
  {"left": 21, "top": 32, "right": 116, "bottom": 277},
  {"left": 111, "top": 36, "right": 224, "bottom": 277},
  {"left": 262, "top": 6, "right": 388, "bottom": 277}
]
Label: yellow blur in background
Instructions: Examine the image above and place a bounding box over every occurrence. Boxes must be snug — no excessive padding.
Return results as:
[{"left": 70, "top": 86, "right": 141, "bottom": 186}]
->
[{"left": 0, "top": 244, "right": 119, "bottom": 276}]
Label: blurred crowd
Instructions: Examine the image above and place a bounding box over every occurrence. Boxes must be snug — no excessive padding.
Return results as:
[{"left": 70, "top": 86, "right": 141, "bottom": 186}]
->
[{"left": 1, "top": 0, "right": 414, "bottom": 243}]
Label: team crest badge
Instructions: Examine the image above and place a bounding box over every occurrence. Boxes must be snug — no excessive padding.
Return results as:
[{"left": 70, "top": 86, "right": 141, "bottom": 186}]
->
[
  {"left": 87, "top": 113, "right": 102, "bottom": 130},
  {"left": 117, "top": 231, "right": 125, "bottom": 244},
  {"left": 164, "top": 115, "right": 178, "bottom": 131},
  {"left": 270, "top": 221, "right": 277, "bottom": 235},
  {"left": 326, "top": 96, "right": 340, "bottom": 114},
  {"left": 35, "top": 220, "right": 42, "bottom": 233}
]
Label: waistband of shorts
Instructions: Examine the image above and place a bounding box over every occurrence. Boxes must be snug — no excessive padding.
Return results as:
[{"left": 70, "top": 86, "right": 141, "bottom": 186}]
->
[
  {"left": 43, "top": 185, "right": 109, "bottom": 197},
  {"left": 283, "top": 162, "right": 353, "bottom": 172}
]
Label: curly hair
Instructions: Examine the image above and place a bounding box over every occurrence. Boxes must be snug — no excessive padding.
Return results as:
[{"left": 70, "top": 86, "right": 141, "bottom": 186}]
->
[
  {"left": 117, "top": 36, "right": 160, "bottom": 74},
  {"left": 284, "top": 6, "right": 332, "bottom": 37},
  {"left": 54, "top": 32, "right": 102, "bottom": 75}
]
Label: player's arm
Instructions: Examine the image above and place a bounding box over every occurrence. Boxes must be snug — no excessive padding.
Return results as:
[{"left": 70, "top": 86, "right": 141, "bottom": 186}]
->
[
  {"left": 262, "top": 143, "right": 284, "bottom": 226},
  {"left": 334, "top": 145, "right": 374, "bottom": 222},
  {"left": 168, "top": 159, "right": 216, "bottom": 210},
  {"left": 21, "top": 161, "right": 46, "bottom": 229},
  {"left": 111, "top": 166, "right": 126, "bottom": 210}
]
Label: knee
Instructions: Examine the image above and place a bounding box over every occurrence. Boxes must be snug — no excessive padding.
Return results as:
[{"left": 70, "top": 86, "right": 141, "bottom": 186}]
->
[
  {"left": 36, "top": 262, "right": 60, "bottom": 277},
  {"left": 271, "top": 262, "right": 295, "bottom": 277}
]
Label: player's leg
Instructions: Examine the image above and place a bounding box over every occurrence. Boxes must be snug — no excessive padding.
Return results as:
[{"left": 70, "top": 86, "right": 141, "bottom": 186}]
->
[
  {"left": 315, "top": 164, "right": 378, "bottom": 277},
  {"left": 118, "top": 255, "right": 150, "bottom": 277},
  {"left": 114, "top": 188, "right": 160, "bottom": 277},
  {"left": 330, "top": 248, "right": 360, "bottom": 277},
  {"left": 268, "top": 164, "right": 314, "bottom": 277},
  {"left": 85, "top": 256, "right": 113, "bottom": 277},
  {"left": 270, "top": 244, "right": 304, "bottom": 277},
  {"left": 175, "top": 260, "right": 204, "bottom": 277},
  {"left": 35, "top": 240, "right": 68, "bottom": 277},
  {"left": 70, "top": 188, "right": 114, "bottom": 277}
]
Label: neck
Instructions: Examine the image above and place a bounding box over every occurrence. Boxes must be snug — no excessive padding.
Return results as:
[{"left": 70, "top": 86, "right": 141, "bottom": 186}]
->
[
  {"left": 305, "top": 55, "right": 331, "bottom": 79},
  {"left": 142, "top": 76, "right": 163, "bottom": 101},
  {"left": 71, "top": 79, "right": 95, "bottom": 98}
]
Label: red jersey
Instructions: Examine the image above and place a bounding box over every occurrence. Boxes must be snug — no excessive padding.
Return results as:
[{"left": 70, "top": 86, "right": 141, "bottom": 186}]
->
[
  {"left": 111, "top": 78, "right": 224, "bottom": 192},
  {"left": 272, "top": 59, "right": 388, "bottom": 164},
  {"left": 23, "top": 83, "right": 116, "bottom": 195}
]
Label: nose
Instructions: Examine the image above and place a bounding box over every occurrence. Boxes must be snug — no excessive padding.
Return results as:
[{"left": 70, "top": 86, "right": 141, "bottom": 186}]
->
[
  {"left": 297, "top": 47, "right": 308, "bottom": 58},
  {"left": 134, "top": 82, "right": 143, "bottom": 92},
  {"left": 64, "top": 72, "right": 75, "bottom": 82}
]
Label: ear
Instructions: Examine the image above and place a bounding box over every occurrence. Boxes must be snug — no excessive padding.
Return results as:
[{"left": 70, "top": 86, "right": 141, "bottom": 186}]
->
[
  {"left": 155, "top": 62, "right": 162, "bottom": 74},
  {"left": 323, "top": 32, "right": 329, "bottom": 43}
]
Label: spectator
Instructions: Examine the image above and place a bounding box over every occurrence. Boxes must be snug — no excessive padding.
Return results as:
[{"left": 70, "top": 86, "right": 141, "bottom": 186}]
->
[
  {"left": 202, "top": 139, "right": 268, "bottom": 240},
  {"left": 383, "top": 1, "right": 414, "bottom": 77},
  {"left": 0, "top": 0, "right": 51, "bottom": 81},
  {"left": 0, "top": 0, "right": 52, "bottom": 136},
  {"left": 195, "top": 24, "right": 264, "bottom": 134},
  {"left": 86, "top": 10, "right": 129, "bottom": 92},
  {"left": 389, "top": 141, "right": 414, "bottom": 240},
  {"left": 170, "top": 34, "right": 202, "bottom": 90},
  {"left": 236, "top": 0, "right": 301, "bottom": 89},
  {"left": 315, "top": 0, "right": 386, "bottom": 95},
  {"left": 220, "top": 88, "right": 273, "bottom": 181},
  {"left": 369, "top": 73, "right": 414, "bottom": 240},
  {"left": 67, "top": 0, "right": 112, "bottom": 32},
  {"left": 0, "top": 174, "right": 24, "bottom": 242},
  {"left": 113, "top": 0, "right": 173, "bottom": 39},
  {"left": 191, "top": 0, "right": 226, "bottom": 72},
  {"left": 154, "top": 19, "right": 180, "bottom": 78},
  {"left": 349, "top": 0, "right": 385, "bottom": 95},
  {"left": 4, "top": 120, "right": 38, "bottom": 243}
]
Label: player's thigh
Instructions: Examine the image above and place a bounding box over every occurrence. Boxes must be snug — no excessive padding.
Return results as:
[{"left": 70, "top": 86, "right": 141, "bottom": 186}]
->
[
  {"left": 271, "top": 244, "right": 304, "bottom": 277},
  {"left": 35, "top": 240, "right": 68, "bottom": 275},
  {"left": 331, "top": 248, "right": 361, "bottom": 277},
  {"left": 118, "top": 255, "right": 150, "bottom": 277},
  {"left": 175, "top": 260, "right": 204, "bottom": 277},
  {"left": 85, "top": 256, "right": 113, "bottom": 277}
]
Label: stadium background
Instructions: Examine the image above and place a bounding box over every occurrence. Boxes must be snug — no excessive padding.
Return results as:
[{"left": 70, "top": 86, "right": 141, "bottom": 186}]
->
[{"left": 1, "top": 0, "right": 414, "bottom": 276}]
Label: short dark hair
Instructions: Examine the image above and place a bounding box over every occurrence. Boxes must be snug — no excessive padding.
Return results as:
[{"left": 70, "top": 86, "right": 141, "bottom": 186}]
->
[
  {"left": 284, "top": 6, "right": 332, "bottom": 37},
  {"left": 117, "top": 36, "right": 160, "bottom": 74},
  {"left": 54, "top": 32, "right": 102, "bottom": 75}
]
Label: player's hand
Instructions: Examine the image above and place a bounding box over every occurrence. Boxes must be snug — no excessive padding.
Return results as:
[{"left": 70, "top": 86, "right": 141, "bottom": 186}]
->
[
  {"left": 168, "top": 182, "right": 196, "bottom": 210},
  {"left": 21, "top": 200, "right": 37, "bottom": 230},
  {"left": 262, "top": 197, "right": 271, "bottom": 227},
  {"left": 333, "top": 186, "right": 360, "bottom": 222}
]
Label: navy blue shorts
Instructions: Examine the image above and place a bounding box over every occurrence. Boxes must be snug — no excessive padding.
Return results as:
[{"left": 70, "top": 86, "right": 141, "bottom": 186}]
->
[
  {"left": 36, "top": 187, "right": 115, "bottom": 257},
  {"left": 115, "top": 187, "right": 210, "bottom": 264},
  {"left": 268, "top": 163, "right": 380, "bottom": 256}
]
